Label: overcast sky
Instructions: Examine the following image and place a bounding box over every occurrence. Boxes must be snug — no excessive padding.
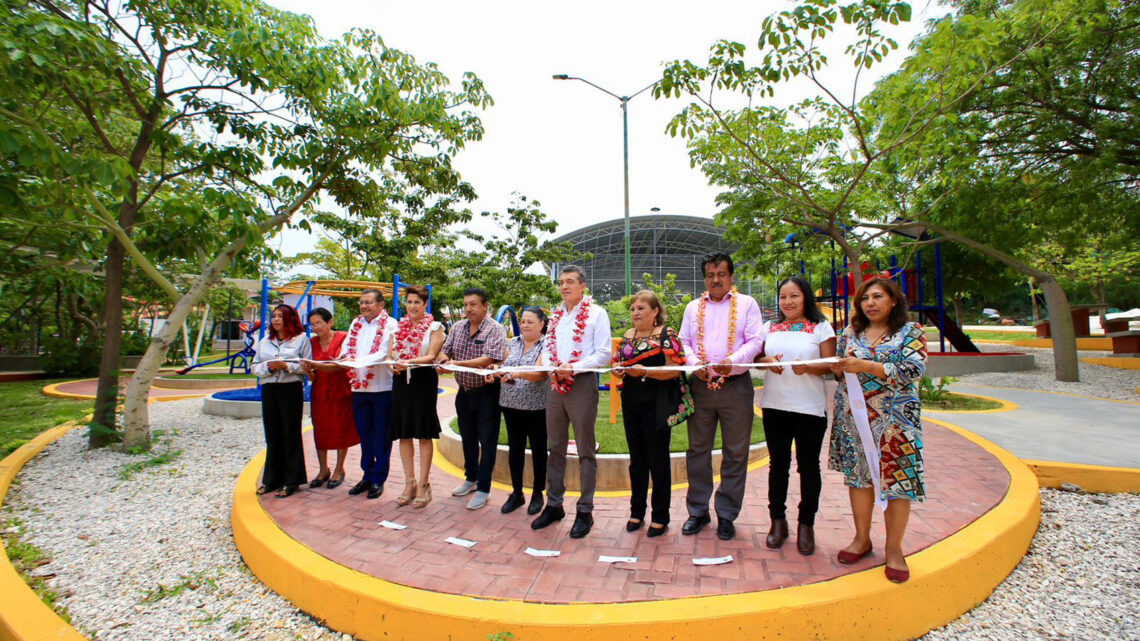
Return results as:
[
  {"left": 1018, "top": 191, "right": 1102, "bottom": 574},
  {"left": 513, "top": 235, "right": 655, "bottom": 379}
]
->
[{"left": 264, "top": 0, "right": 945, "bottom": 261}]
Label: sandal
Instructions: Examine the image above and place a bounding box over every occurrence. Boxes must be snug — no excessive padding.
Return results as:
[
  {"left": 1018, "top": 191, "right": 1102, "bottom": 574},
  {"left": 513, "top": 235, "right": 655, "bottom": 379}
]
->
[
  {"left": 397, "top": 477, "right": 417, "bottom": 507},
  {"left": 256, "top": 485, "right": 274, "bottom": 496},
  {"left": 412, "top": 482, "right": 432, "bottom": 508},
  {"left": 275, "top": 485, "right": 296, "bottom": 498}
]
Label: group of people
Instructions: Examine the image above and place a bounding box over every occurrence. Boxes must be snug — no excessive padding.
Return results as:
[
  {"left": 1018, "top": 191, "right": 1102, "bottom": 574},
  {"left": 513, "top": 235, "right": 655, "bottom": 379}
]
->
[{"left": 251, "top": 252, "right": 928, "bottom": 583}]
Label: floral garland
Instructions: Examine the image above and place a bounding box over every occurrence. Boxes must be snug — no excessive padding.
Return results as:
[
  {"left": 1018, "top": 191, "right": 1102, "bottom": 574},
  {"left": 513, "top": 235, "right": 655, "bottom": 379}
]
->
[
  {"left": 393, "top": 313, "right": 434, "bottom": 360},
  {"left": 344, "top": 311, "right": 390, "bottom": 390},
  {"left": 696, "top": 288, "right": 738, "bottom": 391},
  {"left": 546, "top": 296, "right": 592, "bottom": 395}
]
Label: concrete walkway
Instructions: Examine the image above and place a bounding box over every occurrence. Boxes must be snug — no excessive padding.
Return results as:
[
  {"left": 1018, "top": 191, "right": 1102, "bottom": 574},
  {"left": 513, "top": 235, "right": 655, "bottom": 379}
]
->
[{"left": 934, "top": 384, "right": 1140, "bottom": 468}]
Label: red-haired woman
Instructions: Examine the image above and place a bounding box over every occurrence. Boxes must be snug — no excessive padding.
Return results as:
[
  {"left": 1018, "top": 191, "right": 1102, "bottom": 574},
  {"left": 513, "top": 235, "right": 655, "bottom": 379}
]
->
[{"left": 252, "top": 304, "right": 312, "bottom": 498}]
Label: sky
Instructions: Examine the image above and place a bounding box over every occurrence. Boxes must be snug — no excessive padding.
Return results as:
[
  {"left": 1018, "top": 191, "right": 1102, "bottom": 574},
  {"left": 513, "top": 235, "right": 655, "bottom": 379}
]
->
[{"left": 264, "top": 0, "right": 946, "bottom": 263}]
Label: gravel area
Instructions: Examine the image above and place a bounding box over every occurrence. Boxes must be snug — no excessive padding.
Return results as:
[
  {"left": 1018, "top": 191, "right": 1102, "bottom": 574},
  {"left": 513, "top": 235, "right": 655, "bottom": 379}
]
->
[
  {"left": 956, "top": 344, "right": 1140, "bottom": 401},
  {"left": 3, "top": 400, "right": 1138, "bottom": 640},
  {"left": 2, "top": 400, "right": 344, "bottom": 641},
  {"left": 922, "top": 489, "right": 1140, "bottom": 641}
]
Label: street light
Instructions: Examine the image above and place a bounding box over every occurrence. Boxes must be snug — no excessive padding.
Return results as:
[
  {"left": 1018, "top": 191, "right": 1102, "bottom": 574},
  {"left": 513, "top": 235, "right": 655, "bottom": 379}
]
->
[{"left": 553, "top": 74, "right": 658, "bottom": 297}]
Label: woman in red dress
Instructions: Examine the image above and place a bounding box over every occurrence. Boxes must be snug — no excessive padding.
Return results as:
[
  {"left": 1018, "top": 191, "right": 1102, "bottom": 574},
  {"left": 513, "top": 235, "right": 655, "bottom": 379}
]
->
[{"left": 302, "top": 308, "right": 360, "bottom": 489}]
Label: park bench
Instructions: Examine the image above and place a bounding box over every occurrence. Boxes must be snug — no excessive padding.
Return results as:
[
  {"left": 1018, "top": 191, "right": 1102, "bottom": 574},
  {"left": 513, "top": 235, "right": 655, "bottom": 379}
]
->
[
  {"left": 1033, "top": 303, "right": 1109, "bottom": 339},
  {"left": 1107, "top": 330, "right": 1140, "bottom": 357}
]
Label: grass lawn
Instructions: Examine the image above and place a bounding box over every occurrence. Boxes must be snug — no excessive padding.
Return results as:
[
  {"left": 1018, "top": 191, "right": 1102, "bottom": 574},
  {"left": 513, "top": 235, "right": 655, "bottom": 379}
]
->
[
  {"left": 925, "top": 392, "right": 1004, "bottom": 412},
  {"left": 926, "top": 327, "right": 1029, "bottom": 343},
  {"left": 0, "top": 379, "right": 92, "bottom": 457},
  {"left": 448, "top": 390, "right": 765, "bottom": 454}
]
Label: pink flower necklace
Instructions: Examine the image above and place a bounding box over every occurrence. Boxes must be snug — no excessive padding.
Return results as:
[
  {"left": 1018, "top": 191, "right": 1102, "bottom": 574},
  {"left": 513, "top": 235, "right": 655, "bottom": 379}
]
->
[
  {"left": 547, "top": 296, "right": 592, "bottom": 395},
  {"left": 344, "top": 311, "right": 390, "bottom": 390},
  {"left": 394, "top": 313, "right": 434, "bottom": 360}
]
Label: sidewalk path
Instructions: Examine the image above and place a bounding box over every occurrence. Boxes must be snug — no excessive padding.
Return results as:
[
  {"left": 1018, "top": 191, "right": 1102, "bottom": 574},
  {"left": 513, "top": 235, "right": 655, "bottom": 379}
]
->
[{"left": 937, "top": 384, "right": 1140, "bottom": 468}]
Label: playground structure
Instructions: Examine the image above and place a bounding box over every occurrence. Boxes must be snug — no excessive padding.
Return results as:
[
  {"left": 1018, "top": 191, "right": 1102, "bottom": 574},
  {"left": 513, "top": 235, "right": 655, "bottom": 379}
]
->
[
  {"left": 202, "top": 276, "right": 434, "bottom": 417},
  {"left": 782, "top": 229, "right": 979, "bottom": 354}
]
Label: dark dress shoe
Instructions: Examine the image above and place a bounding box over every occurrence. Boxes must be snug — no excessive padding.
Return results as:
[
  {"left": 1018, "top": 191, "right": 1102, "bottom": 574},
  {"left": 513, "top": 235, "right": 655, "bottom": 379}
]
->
[
  {"left": 766, "top": 518, "right": 789, "bottom": 548},
  {"left": 527, "top": 493, "right": 544, "bottom": 516},
  {"left": 309, "top": 473, "right": 329, "bottom": 489},
  {"left": 326, "top": 474, "right": 344, "bottom": 490},
  {"left": 796, "top": 523, "right": 816, "bottom": 556},
  {"left": 716, "top": 518, "right": 736, "bottom": 541},
  {"left": 501, "top": 492, "right": 526, "bottom": 514},
  {"left": 681, "top": 515, "right": 711, "bottom": 536},
  {"left": 348, "top": 480, "right": 371, "bottom": 496},
  {"left": 569, "top": 512, "right": 594, "bottom": 539},
  {"left": 646, "top": 524, "right": 668, "bottom": 538},
  {"left": 626, "top": 518, "right": 644, "bottom": 532},
  {"left": 531, "top": 505, "right": 566, "bottom": 530},
  {"left": 366, "top": 483, "right": 383, "bottom": 499}
]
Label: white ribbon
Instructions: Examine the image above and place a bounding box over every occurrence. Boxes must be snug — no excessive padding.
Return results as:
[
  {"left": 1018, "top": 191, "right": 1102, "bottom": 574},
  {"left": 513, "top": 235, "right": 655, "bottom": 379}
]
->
[
  {"left": 844, "top": 372, "right": 887, "bottom": 512},
  {"left": 285, "top": 356, "right": 840, "bottom": 377}
]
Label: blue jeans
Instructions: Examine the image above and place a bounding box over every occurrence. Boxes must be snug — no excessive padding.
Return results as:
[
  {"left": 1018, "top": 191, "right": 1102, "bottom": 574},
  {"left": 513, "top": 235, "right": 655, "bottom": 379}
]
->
[{"left": 352, "top": 391, "right": 393, "bottom": 485}]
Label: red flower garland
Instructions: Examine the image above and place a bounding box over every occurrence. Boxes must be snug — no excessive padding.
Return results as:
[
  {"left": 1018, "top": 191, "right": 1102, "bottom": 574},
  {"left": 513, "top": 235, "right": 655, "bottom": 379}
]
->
[
  {"left": 344, "top": 311, "right": 390, "bottom": 390},
  {"left": 393, "top": 314, "right": 434, "bottom": 360},
  {"left": 547, "top": 296, "right": 592, "bottom": 395}
]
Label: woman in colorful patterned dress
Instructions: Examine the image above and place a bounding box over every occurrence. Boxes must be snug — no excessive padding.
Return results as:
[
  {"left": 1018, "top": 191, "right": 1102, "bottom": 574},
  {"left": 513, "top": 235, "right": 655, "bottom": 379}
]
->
[
  {"left": 612, "top": 290, "right": 689, "bottom": 538},
  {"left": 389, "top": 286, "right": 445, "bottom": 508},
  {"left": 302, "top": 308, "right": 359, "bottom": 490},
  {"left": 829, "top": 277, "right": 927, "bottom": 583},
  {"left": 756, "top": 276, "right": 836, "bottom": 556}
]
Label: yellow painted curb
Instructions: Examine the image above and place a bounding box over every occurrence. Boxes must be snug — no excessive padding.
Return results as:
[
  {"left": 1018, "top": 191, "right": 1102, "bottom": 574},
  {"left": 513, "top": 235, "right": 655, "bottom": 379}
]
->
[
  {"left": 1081, "top": 356, "right": 1140, "bottom": 371},
  {"left": 1024, "top": 460, "right": 1140, "bottom": 493},
  {"left": 924, "top": 392, "right": 1016, "bottom": 414},
  {"left": 233, "top": 417, "right": 1040, "bottom": 641},
  {"left": 1009, "top": 337, "right": 1113, "bottom": 351},
  {"left": 42, "top": 380, "right": 212, "bottom": 403},
  {"left": 0, "top": 422, "right": 87, "bottom": 641}
]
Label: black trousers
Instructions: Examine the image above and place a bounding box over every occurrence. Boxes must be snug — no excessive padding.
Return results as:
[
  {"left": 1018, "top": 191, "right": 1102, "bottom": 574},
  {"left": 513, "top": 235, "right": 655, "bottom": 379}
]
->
[
  {"left": 502, "top": 407, "right": 547, "bottom": 495},
  {"left": 456, "top": 383, "right": 501, "bottom": 493},
  {"left": 763, "top": 407, "right": 827, "bottom": 526},
  {"left": 622, "top": 400, "right": 673, "bottom": 525},
  {"left": 260, "top": 381, "right": 307, "bottom": 489}
]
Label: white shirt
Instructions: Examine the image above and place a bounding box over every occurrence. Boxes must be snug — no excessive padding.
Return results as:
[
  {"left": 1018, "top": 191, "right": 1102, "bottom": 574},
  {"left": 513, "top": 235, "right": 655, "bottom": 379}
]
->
[
  {"left": 760, "top": 319, "right": 836, "bottom": 417},
  {"left": 542, "top": 297, "right": 612, "bottom": 370},
  {"left": 252, "top": 334, "right": 312, "bottom": 384},
  {"left": 348, "top": 314, "right": 398, "bottom": 393}
]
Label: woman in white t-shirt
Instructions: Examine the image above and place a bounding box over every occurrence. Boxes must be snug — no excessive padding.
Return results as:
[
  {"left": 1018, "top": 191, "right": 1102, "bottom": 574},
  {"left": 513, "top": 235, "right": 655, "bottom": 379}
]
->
[{"left": 757, "top": 276, "right": 836, "bottom": 556}]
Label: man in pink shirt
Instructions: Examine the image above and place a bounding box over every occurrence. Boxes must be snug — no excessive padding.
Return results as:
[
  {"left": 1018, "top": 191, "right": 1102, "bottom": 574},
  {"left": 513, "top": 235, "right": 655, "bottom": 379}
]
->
[{"left": 678, "top": 252, "right": 764, "bottom": 540}]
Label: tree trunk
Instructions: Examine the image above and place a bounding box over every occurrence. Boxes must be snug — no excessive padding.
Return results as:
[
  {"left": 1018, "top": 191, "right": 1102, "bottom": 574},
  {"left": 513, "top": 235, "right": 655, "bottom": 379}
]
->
[
  {"left": 90, "top": 239, "right": 125, "bottom": 448},
  {"left": 951, "top": 297, "right": 964, "bottom": 326},
  {"left": 1038, "top": 276, "right": 1079, "bottom": 382}
]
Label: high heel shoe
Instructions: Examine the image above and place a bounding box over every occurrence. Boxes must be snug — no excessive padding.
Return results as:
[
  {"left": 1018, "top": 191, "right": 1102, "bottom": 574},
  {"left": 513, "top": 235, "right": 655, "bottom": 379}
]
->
[
  {"left": 309, "top": 472, "right": 331, "bottom": 489},
  {"left": 412, "top": 482, "right": 432, "bottom": 508},
  {"left": 397, "top": 477, "right": 417, "bottom": 507},
  {"left": 646, "top": 523, "right": 668, "bottom": 538},
  {"left": 326, "top": 473, "right": 344, "bottom": 490}
]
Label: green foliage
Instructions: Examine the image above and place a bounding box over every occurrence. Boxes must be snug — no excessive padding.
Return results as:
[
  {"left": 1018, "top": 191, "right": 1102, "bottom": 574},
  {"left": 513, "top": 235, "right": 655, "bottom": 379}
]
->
[
  {"left": 0, "top": 378, "right": 92, "bottom": 456},
  {"left": 487, "top": 633, "right": 515, "bottom": 641},
  {"left": 918, "top": 376, "right": 956, "bottom": 403},
  {"left": 139, "top": 570, "right": 217, "bottom": 604},
  {"left": 603, "top": 273, "right": 693, "bottom": 335},
  {"left": 119, "top": 431, "right": 182, "bottom": 477},
  {"left": 39, "top": 335, "right": 100, "bottom": 377}
]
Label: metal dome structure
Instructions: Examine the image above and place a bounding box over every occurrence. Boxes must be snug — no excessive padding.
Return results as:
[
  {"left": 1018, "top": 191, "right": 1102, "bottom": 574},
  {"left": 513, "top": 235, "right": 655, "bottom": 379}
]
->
[{"left": 549, "top": 214, "right": 754, "bottom": 302}]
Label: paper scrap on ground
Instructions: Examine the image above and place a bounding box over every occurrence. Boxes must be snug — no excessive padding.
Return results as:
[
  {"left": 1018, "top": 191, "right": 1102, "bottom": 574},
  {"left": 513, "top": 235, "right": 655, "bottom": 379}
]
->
[
  {"left": 598, "top": 555, "right": 638, "bottom": 564},
  {"left": 525, "top": 548, "right": 561, "bottom": 558},
  {"left": 692, "top": 555, "right": 734, "bottom": 566},
  {"left": 445, "top": 536, "right": 477, "bottom": 548},
  {"left": 378, "top": 520, "right": 407, "bottom": 530}
]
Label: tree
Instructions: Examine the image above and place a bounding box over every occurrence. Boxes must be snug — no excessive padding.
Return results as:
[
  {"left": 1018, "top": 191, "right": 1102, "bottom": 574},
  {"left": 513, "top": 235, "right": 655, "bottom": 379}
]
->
[
  {"left": 868, "top": 0, "right": 1138, "bottom": 377},
  {"left": 655, "top": 0, "right": 1092, "bottom": 380},
  {"left": 0, "top": 0, "right": 490, "bottom": 448}
]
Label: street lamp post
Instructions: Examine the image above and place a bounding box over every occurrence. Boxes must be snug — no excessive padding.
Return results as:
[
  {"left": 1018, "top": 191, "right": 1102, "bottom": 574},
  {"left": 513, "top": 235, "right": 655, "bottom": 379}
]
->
[{"left": 553, "top": 74, "right": 657, "bottom": 297}]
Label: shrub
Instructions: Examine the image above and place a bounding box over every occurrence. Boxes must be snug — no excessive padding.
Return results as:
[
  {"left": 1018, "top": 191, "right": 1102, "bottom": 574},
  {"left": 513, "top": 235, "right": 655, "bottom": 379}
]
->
[{"left": 40, "top": 335, "right": 101, "bottom": 377}]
